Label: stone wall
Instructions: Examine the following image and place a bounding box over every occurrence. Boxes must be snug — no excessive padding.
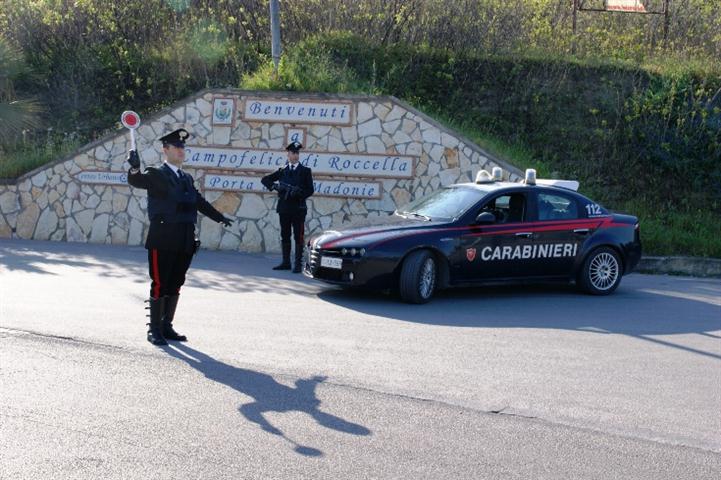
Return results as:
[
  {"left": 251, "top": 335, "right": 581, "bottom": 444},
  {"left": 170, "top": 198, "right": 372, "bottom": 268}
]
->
[{"left": 0, "top": 90, "right": 521, "bottom": 252}]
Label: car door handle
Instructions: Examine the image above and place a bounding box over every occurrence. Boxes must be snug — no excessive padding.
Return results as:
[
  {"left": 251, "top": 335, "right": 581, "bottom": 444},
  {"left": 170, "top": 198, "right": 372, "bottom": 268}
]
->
[
  {"left": 573, "top": 228, "right": 590, "bottom": 235},
  {"left": 515, "top": 232, "right": 534, "bottom": 238}
]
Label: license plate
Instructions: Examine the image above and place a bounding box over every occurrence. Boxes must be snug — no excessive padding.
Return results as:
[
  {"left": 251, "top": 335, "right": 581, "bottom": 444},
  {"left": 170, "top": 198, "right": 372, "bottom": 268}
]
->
[{"left": 320, "top": 256, "right": 343, "bottom": 269}]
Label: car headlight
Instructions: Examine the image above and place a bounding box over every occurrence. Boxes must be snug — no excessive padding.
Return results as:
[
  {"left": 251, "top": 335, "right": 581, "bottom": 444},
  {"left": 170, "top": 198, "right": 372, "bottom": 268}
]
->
[
  {"left": 359, "top": 248, "right": 366, "bottom": 256},
  {"left": 350, "top": 248, "right": 357, "bottom": 256},
  {"left": 342, "top": 248, "right": 348, "bottom": 255}
]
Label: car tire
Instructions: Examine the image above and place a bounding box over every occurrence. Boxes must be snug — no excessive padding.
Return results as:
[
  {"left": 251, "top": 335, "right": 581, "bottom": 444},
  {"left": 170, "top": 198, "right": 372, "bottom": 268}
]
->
[
  {"left": 578, "top": 247, "right": 623, "bottom": 295},
  {"left": 399, "top": 250, "right": 437, "bottom": 304}
]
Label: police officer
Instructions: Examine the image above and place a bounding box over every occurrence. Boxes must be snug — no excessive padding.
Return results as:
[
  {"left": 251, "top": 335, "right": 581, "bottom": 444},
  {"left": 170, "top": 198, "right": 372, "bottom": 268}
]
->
[
  {"left": 261, "top": 141, "right": 314, "bottom": 273},
  {"left": 127, "top": 128, "right": 233, "bottom": 345}
]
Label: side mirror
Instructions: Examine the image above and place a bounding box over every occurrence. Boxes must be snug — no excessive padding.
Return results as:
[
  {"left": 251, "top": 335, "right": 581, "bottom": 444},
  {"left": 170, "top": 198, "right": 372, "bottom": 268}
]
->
[{"left": 475, "top": 211, "right": 496, "bottom": 224}]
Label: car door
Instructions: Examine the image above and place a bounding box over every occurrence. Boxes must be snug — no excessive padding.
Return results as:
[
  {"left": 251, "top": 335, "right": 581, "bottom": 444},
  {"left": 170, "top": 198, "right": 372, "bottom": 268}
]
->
[
  {"left": 530, "top": 190, "right": 586, "bottom": 277},
  {"left": 453, "top": 192, "right": 535, "bottom": 282}
]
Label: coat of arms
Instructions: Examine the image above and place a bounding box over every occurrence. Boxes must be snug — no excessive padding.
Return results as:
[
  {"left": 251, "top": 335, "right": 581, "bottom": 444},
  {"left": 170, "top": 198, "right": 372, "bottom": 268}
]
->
[
  {"left": 212, "top": 98, "right": 234, "bottom": 125},
  {"left": 466, "top": 248, "right": 476, "bottom": 262}
]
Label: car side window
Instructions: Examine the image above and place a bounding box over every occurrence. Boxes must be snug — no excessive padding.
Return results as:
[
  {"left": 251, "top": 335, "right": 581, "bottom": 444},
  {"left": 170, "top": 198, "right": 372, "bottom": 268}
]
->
[
  {"left": 537, "top": 193, "right": 578, "bottom": 220},
  {"left": 480, "top": 193, "right": 526, "bottom": 224}
]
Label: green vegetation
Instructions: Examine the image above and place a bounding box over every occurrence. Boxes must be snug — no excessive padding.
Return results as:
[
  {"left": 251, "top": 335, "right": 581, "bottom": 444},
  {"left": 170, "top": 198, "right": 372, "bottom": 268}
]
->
[
  {"left": 0, "top": 1, "right": 719, "bottom": 256},
  {"left": 241, "top": 34, "right": 721, "bottom": 257},
  {"left": 0, "top": 134, "right": 79, "bottom": 179}
]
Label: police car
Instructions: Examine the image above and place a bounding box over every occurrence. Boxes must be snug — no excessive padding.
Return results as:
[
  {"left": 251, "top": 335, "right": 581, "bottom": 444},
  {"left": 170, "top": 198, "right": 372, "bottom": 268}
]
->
[{"left": 304, "top": 168, "right": 642, "bottom": 303}]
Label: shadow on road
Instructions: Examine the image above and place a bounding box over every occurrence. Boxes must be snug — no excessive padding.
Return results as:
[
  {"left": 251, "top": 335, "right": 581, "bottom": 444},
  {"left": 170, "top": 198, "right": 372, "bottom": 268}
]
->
[
  {"left": 317, "top": 279, "right": 721, "bottom": 360},
  {"left": 2, "top": 240, "right": 719, "bottom": 359},
  {"left": 0, "top": 240, "right": 318, "bottom": 295},
  {"left": 162, "top": 343, "right": 371, "bottom": 457}
]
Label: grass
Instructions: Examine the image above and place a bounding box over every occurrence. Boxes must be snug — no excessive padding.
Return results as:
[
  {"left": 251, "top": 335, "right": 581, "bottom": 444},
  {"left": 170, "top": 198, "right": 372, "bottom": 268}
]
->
[
  {"left": 0, "top": 137, "right": 80, "bottom": 179},
  {"left": 616, "top": 202, "right": 721, "bottom": 258}
]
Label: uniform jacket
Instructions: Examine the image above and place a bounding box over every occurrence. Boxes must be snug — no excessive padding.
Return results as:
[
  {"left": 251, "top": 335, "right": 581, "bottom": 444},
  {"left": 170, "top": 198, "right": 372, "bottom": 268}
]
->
[
  {"left": 128, "top": 164, "right": 225, "bottom": 253},
  {"left": 261, "top": 163, "right": 314, "bottom": 214}
]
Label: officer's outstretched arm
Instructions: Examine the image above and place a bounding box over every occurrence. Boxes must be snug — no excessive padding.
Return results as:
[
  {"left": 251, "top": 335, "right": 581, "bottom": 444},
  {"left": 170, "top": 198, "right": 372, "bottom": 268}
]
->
[{"left": 195, "top": 188, "right": 234, "bottom": 227}]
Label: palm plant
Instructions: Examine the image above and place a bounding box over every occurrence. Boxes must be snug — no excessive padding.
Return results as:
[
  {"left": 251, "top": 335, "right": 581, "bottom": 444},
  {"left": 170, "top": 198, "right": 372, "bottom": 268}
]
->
[{"left": 0, "top": 36, "right": 42, "bottom": 147}]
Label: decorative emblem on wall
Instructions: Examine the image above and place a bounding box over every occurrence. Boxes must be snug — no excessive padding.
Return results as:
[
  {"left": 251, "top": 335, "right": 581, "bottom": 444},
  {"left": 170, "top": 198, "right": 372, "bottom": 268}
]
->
[{"left": 212, "top": 97, "right": 235, "bottom": 126}]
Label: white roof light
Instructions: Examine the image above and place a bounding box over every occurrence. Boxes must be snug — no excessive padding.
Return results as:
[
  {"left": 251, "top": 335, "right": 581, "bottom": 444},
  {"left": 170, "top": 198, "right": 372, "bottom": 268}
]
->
[
  {"left": 492, "top": 167, "right": 503, "bottom": 181},
  {"left": 475, "top": 169, "right": 493, "bottom": 183},
  {"left": 535, "top": 179, "right": 580, "bottom": 191},
  {"left": 524, "top": 169, "right": 536, "bottom": 185}
]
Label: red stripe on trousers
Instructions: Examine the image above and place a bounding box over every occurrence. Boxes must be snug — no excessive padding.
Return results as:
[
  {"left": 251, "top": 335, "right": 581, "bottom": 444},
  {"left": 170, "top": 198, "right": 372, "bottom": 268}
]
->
[{"left": 151, "top": 249, "right": 161, "bottom": 298}]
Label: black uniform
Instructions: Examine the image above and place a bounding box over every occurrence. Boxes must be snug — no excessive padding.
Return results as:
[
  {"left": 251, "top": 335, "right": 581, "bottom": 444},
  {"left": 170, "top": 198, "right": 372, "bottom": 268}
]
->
[
  {"left": 127, "top": 128, "right": 232, "bottom": 345},
  {"left": 128, "top": 164, "right": 227, "bottom": 297},
  {"left": 261, "top": 142, "right": 314, "bottom": 272}
]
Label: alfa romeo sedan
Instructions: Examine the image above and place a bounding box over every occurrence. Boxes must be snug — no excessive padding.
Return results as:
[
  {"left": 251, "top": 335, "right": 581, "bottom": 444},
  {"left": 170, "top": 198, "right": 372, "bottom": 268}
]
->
[{"left": 304, "top": 169, "right": 642, "bottom": 303}]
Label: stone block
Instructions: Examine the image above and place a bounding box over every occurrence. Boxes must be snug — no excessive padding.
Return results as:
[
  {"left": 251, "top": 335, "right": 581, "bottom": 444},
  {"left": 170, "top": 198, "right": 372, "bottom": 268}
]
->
[
  {"left": 314, "top": 198, "right": 344, "bottom": 216},
  {"left": 383, "top": 119, "right": 401, "bottom": 134},
  {"left": 34, "top": 210, "right": 58, "bottom": 240},
  {"left": 365, "top": 136, "right": 385, "bottom": 153},
  {"left": 237, "top": 194, "right": 267, "bottom": 220},
  {"left": 31, "top": 171, "right": 48, "bottom": 188},
  {"left": 341, "top": 126, "right": 358, "bottom": 144},
  {"left": 16, "top": 204, "right": 40, "bottom": 239},
  {"left": 386, "top": 105, "right": 405, "bottom": 122},
  {"left": 358, "top": 118, "right": 382, "bottom": 138},
  {"left": 444, "top": 148, "right": 459, "bottom": 169},
  {"left": 199, "top": 217, "right": 222, "bottom": 249},
  {"left": 212, "top": 126, "right": 231, "bottom": 145},
  {"left": 0, "top": 214, "right": 11, "bottom": 238},
  {"left": 128, "top": 218, "right": 144, "bottom": 245},
  {"left": 373, "top": 103, "right": 391, "bottom": 121},
  {"left": 220, "top": 231, "right": 241, "bottom": 250},
  {"left": 196, "top": 98, "right": 212, "bottom": 116},
  {"left": 213, "top": 192, "right": 242, "bottom": 214},
  {"left": 357, "top": 103, "right": 373, "bottom": 123},
  {"left": 112, "top": 193, "right": 129, "bottom": 212},
  {"left": 241, "top": 221, "right": 263, "bottom": 252},
  {"left": 89, "top": 214, "right": 109, "bottom": 243},
  {"left": 422, "top": 127, "right": 441, "bottom": 144},
  {"left": 0, "top": 191, "right": 18, "bottom": 213}
]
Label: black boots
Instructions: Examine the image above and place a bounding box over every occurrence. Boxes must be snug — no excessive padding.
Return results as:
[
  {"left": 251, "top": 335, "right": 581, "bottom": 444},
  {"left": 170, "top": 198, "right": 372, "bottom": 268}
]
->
[
  {"left": 273, "top": 241, "right": 292, "bottom": 270},
  {"left": 146, "top": 295, "right": 186, "bottom": 345},
  {"left": 146, "top": 297, "right": 167, "bottom": 346},
  {"left": 292, "top": 242, "right": 304, "bottom": 273},
  {"left": 162, "top": 294, "right": 187, "bottom": 342},
  {"left": 273, "top": 241, "right": 303, "bottom": 272}
]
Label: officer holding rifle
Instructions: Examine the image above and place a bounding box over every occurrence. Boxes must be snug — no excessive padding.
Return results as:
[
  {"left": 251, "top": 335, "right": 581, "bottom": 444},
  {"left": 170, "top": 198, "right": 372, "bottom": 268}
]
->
[{"left": 261, "top": 141, "right": 314, "bottom": 273}]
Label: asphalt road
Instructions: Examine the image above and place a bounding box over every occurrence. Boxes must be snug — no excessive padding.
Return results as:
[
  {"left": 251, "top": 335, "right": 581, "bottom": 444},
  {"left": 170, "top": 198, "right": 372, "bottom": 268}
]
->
[{"left": 1, "top": 239, "right": 719, "bottom": 479}]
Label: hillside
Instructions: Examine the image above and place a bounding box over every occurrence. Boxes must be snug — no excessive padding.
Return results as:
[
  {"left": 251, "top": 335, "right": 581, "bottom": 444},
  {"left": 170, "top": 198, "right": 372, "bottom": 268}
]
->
[{"left": 0, "top": 1, "right": 719, "bottom": 256}]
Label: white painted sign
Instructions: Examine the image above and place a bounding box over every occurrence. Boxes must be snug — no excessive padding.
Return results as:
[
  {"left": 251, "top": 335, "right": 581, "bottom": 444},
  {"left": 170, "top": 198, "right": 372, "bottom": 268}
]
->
[
  {"left": 185, "top": 146, "right": 415, "bottom": 179},
  {"left": 205, "top": 174, "right": 381, "bottom": 199},
  {"left": 243, "top": 98, "right": 353, "bottom": 126},
  {"left": 605, "top": 0, "right": 647, "bottom": 12},
  {"left": 75, "top": 171, "right": 128, "bottom": 185}
]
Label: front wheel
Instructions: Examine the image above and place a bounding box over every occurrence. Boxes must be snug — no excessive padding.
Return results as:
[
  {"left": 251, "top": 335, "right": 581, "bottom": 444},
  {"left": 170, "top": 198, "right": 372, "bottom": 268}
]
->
[
  {"left": 578, "top": 247, "right": 622, "bottom": 295},
  {"left": 399, "top": 250, "right": 437, "bottom": 304}
]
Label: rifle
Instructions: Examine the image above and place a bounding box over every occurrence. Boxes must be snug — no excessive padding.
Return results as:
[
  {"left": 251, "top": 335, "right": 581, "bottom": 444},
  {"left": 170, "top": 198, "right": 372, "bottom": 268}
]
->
[{"left": 271, "top": 181, "right": 302, "bottom": 200}]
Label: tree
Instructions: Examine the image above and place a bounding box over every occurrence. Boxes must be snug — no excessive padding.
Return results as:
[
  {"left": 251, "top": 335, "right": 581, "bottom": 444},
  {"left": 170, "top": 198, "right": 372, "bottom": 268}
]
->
[{"left": 0, "top": 36, "right": 41, "bottom": 147}]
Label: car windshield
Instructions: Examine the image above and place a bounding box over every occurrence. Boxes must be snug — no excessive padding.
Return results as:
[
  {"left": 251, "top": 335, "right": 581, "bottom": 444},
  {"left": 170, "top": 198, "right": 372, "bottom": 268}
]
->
[{"left": 396, "top": 186, "right": 488, "bottom": 221}]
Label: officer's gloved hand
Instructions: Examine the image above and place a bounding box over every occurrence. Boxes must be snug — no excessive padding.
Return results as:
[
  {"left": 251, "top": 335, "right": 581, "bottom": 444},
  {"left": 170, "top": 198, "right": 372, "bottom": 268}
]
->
[
  {"left": 290, "top": 186, "right": 302, "bottom": 197},
  {"left": 220, "top": 216, "right": 233, "bottom": 227},
  {"left": 127, "top": 150, "right": 140, "bottom": 169},
  {"left": 276, "top": 183, "right": 288, "bottom": 194}
]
